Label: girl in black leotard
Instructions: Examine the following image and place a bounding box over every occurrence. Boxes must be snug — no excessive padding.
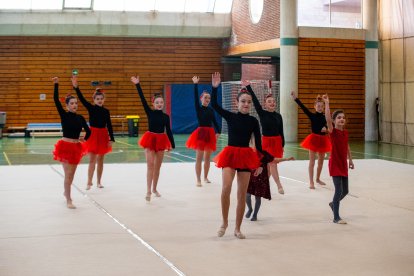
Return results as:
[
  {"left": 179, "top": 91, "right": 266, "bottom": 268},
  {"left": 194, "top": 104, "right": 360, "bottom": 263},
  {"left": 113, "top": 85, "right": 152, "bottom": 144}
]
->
[
  {"left": 186, "top": 76, "right": 221, "bottom": 187},
  {"left": 211, "top": 72, "right": 278, "bottom": 239},
  {"left": 130, "top": 76, "right": 175, "bottom": 202},
  {"left": 243, "top": 80, "right": 286, "bottom": 195},
  {"left": 52, "top": 77, "right": 90, "bottom": 209},
  {"left": 71, "top": 76, "right": 115, "bottom": 190},
  {"left": 291, "top": 91, "right": 332, "bottom": 189}
]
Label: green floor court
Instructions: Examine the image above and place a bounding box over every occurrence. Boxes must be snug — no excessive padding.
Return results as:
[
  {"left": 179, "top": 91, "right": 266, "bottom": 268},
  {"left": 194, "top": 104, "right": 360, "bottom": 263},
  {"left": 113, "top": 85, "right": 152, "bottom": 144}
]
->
[{"left": 1, "top": 134, "right": 413, "bottom": 165}]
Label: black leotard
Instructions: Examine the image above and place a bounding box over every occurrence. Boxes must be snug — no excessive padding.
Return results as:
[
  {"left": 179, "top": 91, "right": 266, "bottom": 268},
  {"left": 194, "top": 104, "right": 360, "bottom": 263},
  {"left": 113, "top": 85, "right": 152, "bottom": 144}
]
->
[
  {"left": 294, "top": 98, "right": 327, "bottom": 135},
  {"left": 246, "top": 85, "right": 285, "bottom": 147},
  {"left": 211, "top": 87, "right": 262, "bottom": 152},
  {"left": 135, "top": 84, "right": 175, "bottom": 148},
  {"left": 54, "top": 84, "right": 90, "bottom": 140},
  {"left": 74, "top": 87, "right": 114, "bottom": 141},
  {"left": 193, "top": 84, "right": 221, "bottom": 133}
]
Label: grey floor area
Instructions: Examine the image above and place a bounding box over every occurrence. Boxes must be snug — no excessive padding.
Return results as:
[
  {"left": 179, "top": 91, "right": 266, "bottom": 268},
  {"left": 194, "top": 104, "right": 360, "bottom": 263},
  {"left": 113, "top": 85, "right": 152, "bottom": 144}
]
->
[{"left": 1, "top": 159, "right": 414, "bottom": 276}]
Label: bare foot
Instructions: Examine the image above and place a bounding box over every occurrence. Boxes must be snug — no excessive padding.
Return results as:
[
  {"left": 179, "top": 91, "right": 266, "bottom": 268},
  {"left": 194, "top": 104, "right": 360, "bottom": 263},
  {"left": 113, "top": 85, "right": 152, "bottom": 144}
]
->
[
  {"left": 316, "top": 179, "right": 326, "bottom": 186},
  {"left": 309, "top": 182, "right": 315, "bottom": 189}
]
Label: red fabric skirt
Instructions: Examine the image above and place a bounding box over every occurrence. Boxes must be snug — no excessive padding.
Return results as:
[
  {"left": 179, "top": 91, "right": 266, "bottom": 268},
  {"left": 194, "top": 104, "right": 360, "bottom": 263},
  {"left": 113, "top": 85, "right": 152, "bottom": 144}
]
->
[
  {"left": 83, "top": 127, "right": 112, "bottom": 155},
  {"left": 53, "top": 139, "right": 86, "bottom": 165},
  {"left": 139, "top": 131, "right": 172, "bottom": 152},
  {"left": 262, "top": 135, "right": 283, "bottom": 158},
  {"left": 300, "top": 133, "right": 332, "bottom": 153},
  {"left": 213, "top": 146, "right": 261, "bottom": 170},
  {"left": 186, "top": 126, "right": 217, "bottom": 151}
]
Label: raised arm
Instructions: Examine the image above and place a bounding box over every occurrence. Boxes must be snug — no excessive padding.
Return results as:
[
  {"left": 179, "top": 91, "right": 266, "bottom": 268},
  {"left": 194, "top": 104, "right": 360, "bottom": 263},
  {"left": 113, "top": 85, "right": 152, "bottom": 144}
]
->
[
  {"left": 291, "top": 91, "right": 313, "bottom": 118},
  {"left": 131, "top": 76, "right": 151, "bottom": 115},
  {"left": 165, "top": 114, "right": 175, "bottom": 149},
  {"left": 192, "top": 76, "right": 201, "bottom": 114},
  {"left": 243, "top": 81, "right": 264, "bottom": 115},
  {"left": 322, "top": 94, "right": 333, "bottom": 133},
  {"left": 72, "top": 75, "right": 92, "bottom": 109},
  {"left": 52, "top": 77, "right": 65, "bottom": 117},
  {"left": 210, "top": 72, "right": 231, "bottom": 120}
]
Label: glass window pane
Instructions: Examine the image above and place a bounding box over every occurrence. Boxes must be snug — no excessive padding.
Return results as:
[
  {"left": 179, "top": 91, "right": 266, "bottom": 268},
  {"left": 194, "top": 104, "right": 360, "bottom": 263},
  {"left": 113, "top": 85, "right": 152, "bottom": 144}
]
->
[
  {"left": 214, "top": 0, "right": 233, "bottom": 13},
  {"left": 0, "top": 0, "right": 31, "bottom": 10},
  {"left": 331, "top": 0, "right": 362, "bottom": 29},
  {"left": 298, "top": 0, "right": 330, "bottom": 27},
  {"left": 155, "top": 0, "right": 185, "bottom": 12},
  {"left": 31, "top": 0, "right": 63, "bottom": 9},
  {"left": 185, "top": 0, "right": 211, "bottom": 13},
  {"left": 93, "top": 0, "right": 123, "bottom": 11},
  {"left": 124, "top": 0, "right": 156, "bottom": 11},
  {"left": 64, "top": 0, "right": 92, "bottom": 9}
]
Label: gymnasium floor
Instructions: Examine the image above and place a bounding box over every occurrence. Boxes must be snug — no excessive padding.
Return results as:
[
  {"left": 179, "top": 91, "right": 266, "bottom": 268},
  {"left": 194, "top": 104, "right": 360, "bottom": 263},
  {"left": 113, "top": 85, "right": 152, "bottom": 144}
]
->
[{"left": 1, "top": 135, "right": 414, "bottom": 275}]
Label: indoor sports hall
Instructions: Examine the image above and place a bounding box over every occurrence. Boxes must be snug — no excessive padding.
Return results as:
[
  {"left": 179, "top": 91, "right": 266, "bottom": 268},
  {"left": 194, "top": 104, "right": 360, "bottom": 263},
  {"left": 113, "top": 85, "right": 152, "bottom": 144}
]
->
[{"left": 1, "top": 1, "right": 414, "bottom": 275}]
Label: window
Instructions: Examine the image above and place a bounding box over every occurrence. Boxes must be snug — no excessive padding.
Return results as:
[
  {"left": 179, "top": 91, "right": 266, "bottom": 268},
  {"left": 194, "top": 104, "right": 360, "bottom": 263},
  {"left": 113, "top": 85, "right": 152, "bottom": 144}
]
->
[{"left": 249, "top": 0, "right": 264, "bottom": 24}]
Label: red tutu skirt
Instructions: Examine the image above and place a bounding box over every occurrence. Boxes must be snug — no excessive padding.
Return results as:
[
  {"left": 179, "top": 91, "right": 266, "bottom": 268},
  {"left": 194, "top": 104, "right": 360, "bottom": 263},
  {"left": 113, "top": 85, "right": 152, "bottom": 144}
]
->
[
  {"left": 53, "top": 139, "right": 86, "bottom": 165},
  {"left": 186, "top": 126, "right": 217, "bottom": 151},
  {"left": 300, "top": 133, "right": 332, "bottom": 153},
  {"left": 139, "top": 131, "right": 172, "bottom": 152},
  {"left": 213, "top": 146, "right": 261, "bottom": 170},
  {"left": 83, "top": 127, "right": 112, "bottom": 155},
  {"left": 262, "top": 135, "right": 283, "bottom": 158}
]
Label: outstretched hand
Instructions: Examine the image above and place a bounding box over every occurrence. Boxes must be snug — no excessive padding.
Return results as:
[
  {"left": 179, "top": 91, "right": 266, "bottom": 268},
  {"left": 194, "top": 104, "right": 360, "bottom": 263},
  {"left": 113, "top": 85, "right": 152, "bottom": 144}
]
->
[
  {"left": 290, "top": 91, "right": 297, "bottom": 100},
  {"left": 241, "top": 80, "right": 251, "bottom": 87},
  {"left": 192, "top": 76, "right": 199, "bottom": 84},
  {"left": 71, "top": 75, "right": 78, "bottom": 88},
  {"left": 130, "top": 76, "right": 139, "bottom": 84},
  {"left": 52, "top": 77, "right": 59, "bottom": 84},
  {"left": 211, "top": 72, "right": 221, "bottom": 88}
]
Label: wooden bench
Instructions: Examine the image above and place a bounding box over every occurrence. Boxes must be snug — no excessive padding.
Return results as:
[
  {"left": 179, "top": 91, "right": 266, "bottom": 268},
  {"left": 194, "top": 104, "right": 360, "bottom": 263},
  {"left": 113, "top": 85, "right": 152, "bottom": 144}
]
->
[{"left": 26, "top": 123, "right": 62, "bottom": 137}]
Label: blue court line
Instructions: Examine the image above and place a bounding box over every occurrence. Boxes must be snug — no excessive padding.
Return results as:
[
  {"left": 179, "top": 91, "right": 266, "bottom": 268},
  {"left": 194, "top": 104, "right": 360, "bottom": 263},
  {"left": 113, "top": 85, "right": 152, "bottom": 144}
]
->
[{"left": 49, "top": 165, "right": 186, "bottom": 276}]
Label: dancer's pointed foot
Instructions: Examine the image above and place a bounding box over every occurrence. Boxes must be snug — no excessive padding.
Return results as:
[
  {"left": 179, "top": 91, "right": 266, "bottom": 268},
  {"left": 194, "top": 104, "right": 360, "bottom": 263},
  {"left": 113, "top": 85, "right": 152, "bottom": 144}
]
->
[
  {"left": 234, "top": 231, "right": 246, "bottom": 239},
  {"left": 86, "top": 184, "right": 92, "bottom": 190},
  {"left": 204, "top": 178, "right": 211, "bottom": 183},
  {"left": 217, "top": 225, "right": 227, "bottom": 237},
  {"left": 278, "top": 187, "right": 285, "bottom": 194},
  {"left": 67, "top": 201, "right": 76, "bottom": 209},
  {"left": 152, "top": 190, "right": 161, "bottom": 197},
  {"left": 97, "top": 183, "right": 104, "bottom": 188},
  {"left": 196, "top": 181, "right": 202, "bottom": 187}
]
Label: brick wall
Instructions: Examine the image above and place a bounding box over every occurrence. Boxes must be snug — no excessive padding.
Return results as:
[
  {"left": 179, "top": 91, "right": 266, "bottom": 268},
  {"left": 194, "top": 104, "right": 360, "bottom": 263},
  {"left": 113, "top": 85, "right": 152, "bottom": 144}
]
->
[{"left": 230, "top": 0, "right": 280, "bottom": 46}]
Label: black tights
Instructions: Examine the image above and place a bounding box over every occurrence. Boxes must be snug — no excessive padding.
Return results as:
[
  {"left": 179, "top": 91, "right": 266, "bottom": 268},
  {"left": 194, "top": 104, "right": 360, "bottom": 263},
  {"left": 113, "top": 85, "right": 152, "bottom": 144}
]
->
[
  {"left": 332, "top": 176, "right": 349, "bottom": 221},
  {"left": 246, "top": 193, "right": 261, "bottom": 219}
]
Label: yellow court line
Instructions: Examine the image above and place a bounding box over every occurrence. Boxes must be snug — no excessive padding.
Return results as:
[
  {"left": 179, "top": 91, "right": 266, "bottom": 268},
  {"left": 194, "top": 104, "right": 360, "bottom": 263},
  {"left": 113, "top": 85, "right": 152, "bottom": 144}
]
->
[{"left": 3, "top": 151, "right": 12, "bottom": 165}]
